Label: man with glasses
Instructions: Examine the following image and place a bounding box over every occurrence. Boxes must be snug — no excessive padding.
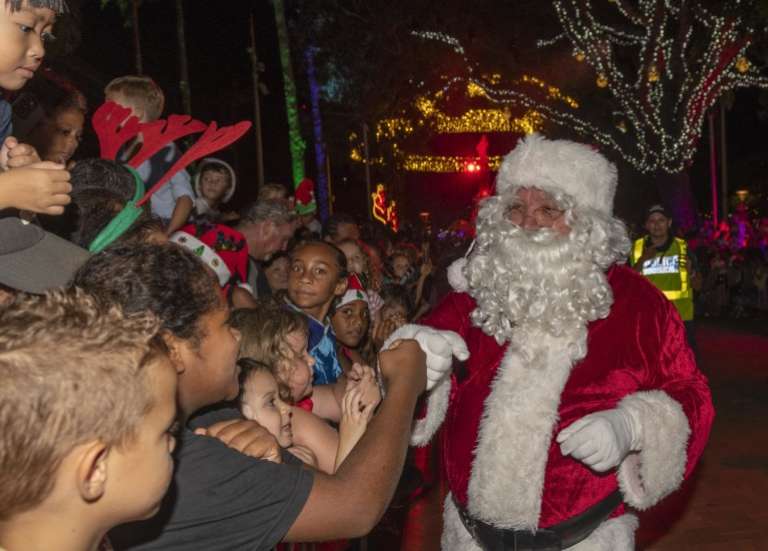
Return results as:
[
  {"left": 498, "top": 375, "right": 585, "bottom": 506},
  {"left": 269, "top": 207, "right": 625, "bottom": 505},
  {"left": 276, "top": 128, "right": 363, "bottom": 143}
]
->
[{"left": 388, "top": 134, "right": 713, "bottom": 550}]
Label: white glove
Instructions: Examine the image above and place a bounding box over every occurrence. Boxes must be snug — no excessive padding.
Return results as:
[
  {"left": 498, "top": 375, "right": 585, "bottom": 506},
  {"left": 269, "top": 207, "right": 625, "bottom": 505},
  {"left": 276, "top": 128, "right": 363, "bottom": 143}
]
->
[
  {"left": 556, "top": 408, "right": 641, "bottom": 472},
  {"left": 383, "top": 325, "right": 469, "bottom": 391}
]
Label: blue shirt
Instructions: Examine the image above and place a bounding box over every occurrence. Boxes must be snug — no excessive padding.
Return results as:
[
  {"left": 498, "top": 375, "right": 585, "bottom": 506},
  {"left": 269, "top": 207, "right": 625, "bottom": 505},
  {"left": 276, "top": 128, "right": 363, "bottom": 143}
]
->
[
  {"left": 129, "top": 143, "right": 194, "bottom": 220},
  {"left": 285, "top": 300, "right": 342, "bottom": 385},
  {"left": 0, "top": 99, "right": 13, "bottom": 143}
]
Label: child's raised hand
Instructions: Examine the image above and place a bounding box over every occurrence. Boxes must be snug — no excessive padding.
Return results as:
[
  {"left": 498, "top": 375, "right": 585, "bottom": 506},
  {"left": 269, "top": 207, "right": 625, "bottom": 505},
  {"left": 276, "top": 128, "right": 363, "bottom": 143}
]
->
[
  {"left": 1, "top": 137, "right": 41, "bottom": 170},
  {"left": 0, "top": 163, "right": 72, "bottom": 215},
  {"left": 340, "top": 387, "right": 374, "bottom": 439},
  {"left": 346, "top": 363, "right": 381, "bottom": 412}
]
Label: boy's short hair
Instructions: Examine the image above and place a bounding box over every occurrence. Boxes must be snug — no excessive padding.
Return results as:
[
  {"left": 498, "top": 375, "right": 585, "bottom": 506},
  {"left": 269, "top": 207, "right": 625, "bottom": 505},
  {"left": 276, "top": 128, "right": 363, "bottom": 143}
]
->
[
  {"left": 257, "top": 183, "right": 288, "bottom": 202},
  {"left": 230, "top": 304, "right": 307, "bottom": 399},
  {"left": 71, "top": 244, "right": 220, "bottom": 347},
  {"left": 0, "top": 289, "right": 162, "bottom": 520},
  {"left": 5, "top": 0, "right": 68, "bottom": 13},
  {"left": 104, "top": 75, "right": 165, "bottom": 122}
]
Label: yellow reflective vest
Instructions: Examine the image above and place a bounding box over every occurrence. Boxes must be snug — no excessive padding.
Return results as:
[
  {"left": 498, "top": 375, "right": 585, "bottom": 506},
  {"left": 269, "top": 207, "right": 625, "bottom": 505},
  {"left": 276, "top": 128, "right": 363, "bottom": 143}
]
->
[{"left": 631, "top": 237, "right": 694, "bottom": 321}]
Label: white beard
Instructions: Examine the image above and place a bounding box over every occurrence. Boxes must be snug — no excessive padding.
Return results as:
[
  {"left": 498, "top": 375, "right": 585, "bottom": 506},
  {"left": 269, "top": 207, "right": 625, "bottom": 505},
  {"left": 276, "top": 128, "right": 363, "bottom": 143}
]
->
[{"left": 465, "top": 193, "right": 630, "bottom": 344}]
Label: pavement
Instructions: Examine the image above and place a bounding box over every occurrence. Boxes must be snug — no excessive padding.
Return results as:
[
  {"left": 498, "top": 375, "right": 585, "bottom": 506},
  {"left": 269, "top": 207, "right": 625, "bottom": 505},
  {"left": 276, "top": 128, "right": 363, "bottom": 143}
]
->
[{"left": 372, "top": 318, "right": 768, "bottom": 550}]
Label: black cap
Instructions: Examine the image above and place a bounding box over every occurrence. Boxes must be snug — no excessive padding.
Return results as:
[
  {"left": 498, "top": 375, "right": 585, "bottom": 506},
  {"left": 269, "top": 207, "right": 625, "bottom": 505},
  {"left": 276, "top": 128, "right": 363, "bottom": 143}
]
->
[{"left": 646, "top": 204, "right": 670, "bottom": 220}]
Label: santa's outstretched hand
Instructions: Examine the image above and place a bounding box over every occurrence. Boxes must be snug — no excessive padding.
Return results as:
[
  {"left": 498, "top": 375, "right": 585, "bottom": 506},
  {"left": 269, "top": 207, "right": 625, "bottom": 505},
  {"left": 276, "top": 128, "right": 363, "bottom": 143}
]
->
[
  {"left": 382, "top": 325, "right": 469, "bottom": 391},
  {"left": 557, "top": 408, "right": 642, "bottom": 472}
]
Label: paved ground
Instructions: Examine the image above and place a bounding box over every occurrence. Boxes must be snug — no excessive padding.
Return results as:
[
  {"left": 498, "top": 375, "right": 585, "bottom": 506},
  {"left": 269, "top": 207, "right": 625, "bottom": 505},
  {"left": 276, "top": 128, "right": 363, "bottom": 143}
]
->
[{"left": 368, "top": 318, "right": 768, "bottom": 550}]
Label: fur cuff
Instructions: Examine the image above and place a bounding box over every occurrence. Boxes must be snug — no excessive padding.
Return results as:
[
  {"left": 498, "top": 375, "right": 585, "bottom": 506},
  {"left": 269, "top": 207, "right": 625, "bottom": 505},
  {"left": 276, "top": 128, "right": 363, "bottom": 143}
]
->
[
  {"left": 381, "top": 324, "right": 421, "bottom": 350},
  {"left": 617, "top": 391, "right": 691, "bottom": 510},
  {"left": 411, "top": 375, "right": 451, "bottom": 446}
]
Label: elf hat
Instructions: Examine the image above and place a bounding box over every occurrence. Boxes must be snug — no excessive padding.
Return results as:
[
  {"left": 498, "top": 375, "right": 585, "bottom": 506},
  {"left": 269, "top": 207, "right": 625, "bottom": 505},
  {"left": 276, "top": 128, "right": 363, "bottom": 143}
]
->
[
  {"left": 295, "top": 178, "right": 317, "bottom": 215},
  {"left": 495, "top": 133, "right": 617, "bottom": 215},
  {"left": 337, "top": 273, "right": 369, "bottom": 309},
  {"left": 170, "top": 222, "right": 249, "bottom": 288}
]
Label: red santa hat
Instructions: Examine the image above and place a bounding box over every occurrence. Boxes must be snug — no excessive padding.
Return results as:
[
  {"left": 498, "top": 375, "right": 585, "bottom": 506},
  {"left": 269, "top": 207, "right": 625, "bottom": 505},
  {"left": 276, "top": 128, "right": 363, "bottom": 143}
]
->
[
  {"left": 495, "top": 133, "right": 617, "bottom": 215},
  {"left": 170, "top": 222, "right": 250, "bottom": 290},
  {"left": 295, "top": 178, "right": 317, "bottom": 215},
  {"left": 337, "top": 273, "right": 369, "bottom": 309}
]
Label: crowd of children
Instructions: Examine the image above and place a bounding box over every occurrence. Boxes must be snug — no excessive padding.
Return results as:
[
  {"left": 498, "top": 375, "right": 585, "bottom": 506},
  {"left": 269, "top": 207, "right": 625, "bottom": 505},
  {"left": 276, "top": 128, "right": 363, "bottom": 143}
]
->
[{"left": 0, "top": 2, "right": 443, "bottom": 550}]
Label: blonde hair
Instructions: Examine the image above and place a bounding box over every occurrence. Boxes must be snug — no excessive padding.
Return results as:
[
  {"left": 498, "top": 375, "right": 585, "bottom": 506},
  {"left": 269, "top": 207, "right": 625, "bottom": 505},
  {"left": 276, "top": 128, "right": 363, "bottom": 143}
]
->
[
  {"left": 230, "top": 304, "right": 308, "bottom": 399},
  {"left": 105, "top": 75, "right": 165, "bottom": 121},
  {"left": 0, "top": 289, "right": 163, "bottom": 519}
]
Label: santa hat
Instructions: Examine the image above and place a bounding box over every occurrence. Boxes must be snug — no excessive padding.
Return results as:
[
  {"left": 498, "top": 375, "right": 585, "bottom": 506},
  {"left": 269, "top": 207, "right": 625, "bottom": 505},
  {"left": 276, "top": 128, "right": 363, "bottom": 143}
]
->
[
  {"left": 495, "top": 133, "right": 617, "bottom": 215},
  {"left": 337, "top": 273, "right": 369, "bottom": 309},
  {"left": 295, "top": 178, "right": 317, "bottom": 215},
  {"left": 170, "top": 222, "right": 249, "bottom": 289}
]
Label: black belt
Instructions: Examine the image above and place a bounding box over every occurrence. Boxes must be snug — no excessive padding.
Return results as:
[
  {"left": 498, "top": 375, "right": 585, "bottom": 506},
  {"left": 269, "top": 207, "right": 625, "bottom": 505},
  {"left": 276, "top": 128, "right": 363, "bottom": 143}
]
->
[{"left": 454, "top": 489, "right": 622, "bottom": 551}]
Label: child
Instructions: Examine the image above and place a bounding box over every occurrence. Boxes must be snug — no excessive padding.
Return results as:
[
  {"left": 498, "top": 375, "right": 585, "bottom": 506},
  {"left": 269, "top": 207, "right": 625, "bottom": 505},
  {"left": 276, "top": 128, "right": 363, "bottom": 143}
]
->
[
  {"left": 238, "top": 358, "right": 376, "bottom": 474},
  {"left": 104, "top": 75, "right": 194, "bottom": 234},
  {"left": 331, "top": 273, "right": 373, "bottom": 374},
  {"left": 0, "top": 289, "right": 178, "bottom": 551},
  {"left": 0, "top": 0, "right": 71, "bottom": 216},
  {"left": 193, "top": 157, "right": 238, "bottom": 222},
  {"left": 372, "top": 283, "right": 413, "bottom": 349},
  {"left": 337, "top": 238, "right": 384, "bottom": 319},
  {"left": 231, "top": 305, "right": 380, "bottom": 473},
  {"left": 286, "top": 239, "right": 349, "bottom": 385}
]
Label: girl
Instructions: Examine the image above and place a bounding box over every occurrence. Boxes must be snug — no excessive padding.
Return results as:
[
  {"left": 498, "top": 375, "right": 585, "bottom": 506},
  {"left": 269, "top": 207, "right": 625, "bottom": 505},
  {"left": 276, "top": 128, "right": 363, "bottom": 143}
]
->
[
  {"left": 336, "top": 238, "right": 384, "bottom": 320},
  {"left": 231, "top": 306, "right": 380, "bottom": 474},
  {"left": 238, "top": 358, "right": 375, "bottom": 473},
  {"left": 286, "top": 239, "right": 348, "bottom": 384},
  {"left": 331, "top": 273, "right": 373, "bottom": 375}
]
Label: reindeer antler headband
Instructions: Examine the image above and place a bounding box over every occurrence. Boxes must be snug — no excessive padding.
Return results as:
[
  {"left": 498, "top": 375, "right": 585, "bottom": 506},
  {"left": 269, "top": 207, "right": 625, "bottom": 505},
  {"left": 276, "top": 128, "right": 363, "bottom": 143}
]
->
[{"left": 88, "top": 101, "right": 252, "bottom": 253}]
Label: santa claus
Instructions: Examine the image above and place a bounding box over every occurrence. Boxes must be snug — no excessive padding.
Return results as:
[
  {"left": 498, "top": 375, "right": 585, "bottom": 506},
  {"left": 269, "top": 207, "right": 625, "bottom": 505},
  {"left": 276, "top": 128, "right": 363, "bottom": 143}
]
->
[{"left": 387, "top": 134, "right": 714, "bottom": 550}]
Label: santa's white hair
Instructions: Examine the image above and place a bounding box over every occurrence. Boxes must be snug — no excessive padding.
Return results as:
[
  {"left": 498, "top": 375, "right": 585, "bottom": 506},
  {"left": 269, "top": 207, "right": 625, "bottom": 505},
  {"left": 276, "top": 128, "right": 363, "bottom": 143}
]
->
[{"left": 465, "top": 185, "right": 630, "bottom": 346}]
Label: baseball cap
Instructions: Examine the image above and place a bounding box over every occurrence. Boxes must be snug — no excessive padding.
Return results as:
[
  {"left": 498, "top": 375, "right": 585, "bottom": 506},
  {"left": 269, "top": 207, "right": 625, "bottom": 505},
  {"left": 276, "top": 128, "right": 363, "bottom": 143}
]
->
[
  {"left": 646, "top": 204, "right": 670, "bottom": 219},
  {"left": 0, "top": 216, "right": 89, "bottom": 294}
]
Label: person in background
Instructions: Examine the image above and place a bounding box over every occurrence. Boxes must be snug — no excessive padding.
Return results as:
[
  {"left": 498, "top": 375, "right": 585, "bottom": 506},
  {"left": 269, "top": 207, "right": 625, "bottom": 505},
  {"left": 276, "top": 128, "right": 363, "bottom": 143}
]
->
[
  {"left": 193, "top": 157, "right": 238, "bottom": 223},
  {"left": 631, "top": 204, "right": 700, "bottom": 347},
  {"left": 324, "top": 212, "right": 360, "bottom": 244},
  {"left": 13, "top": 73, "right": 85, "bottom": 167},
  {"left": 256, "top": 251, "right": 289, "bottom": 297},
  {"left": 237, "top": 200, "right": 296, "bottom": 295},
  {"left": 105, "top": 75, "right": 194, "bottom": 235}
]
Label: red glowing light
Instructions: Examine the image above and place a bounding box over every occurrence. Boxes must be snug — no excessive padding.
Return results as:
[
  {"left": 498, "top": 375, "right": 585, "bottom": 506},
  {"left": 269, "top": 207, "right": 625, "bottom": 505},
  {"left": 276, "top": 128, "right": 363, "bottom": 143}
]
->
[{"left": 465, "top": 161, "right": 481, "bottom": 173}]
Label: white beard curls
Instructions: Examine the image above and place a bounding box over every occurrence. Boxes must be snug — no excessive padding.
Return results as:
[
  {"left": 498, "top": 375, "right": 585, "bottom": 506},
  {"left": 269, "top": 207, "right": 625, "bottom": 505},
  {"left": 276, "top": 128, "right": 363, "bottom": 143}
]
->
[{"left": 465, "top": 192, "right": 631, "bottom": 344}]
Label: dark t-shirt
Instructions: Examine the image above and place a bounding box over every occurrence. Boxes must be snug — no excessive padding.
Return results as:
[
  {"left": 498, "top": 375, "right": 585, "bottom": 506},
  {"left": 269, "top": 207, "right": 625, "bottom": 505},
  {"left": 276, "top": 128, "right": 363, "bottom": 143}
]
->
[{"left": 111, "top": 407, "right": 313, "bottom": 550}]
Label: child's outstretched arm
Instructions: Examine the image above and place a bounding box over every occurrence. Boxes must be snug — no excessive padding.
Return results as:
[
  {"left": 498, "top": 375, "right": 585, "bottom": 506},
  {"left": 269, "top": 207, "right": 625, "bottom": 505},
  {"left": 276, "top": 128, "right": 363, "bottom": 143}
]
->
[
  {"left": 334, "top": 386, "right": 376, "bottom": 472},
  {"left": 290, "top": 406, "right": 340, "bottom": 474}
]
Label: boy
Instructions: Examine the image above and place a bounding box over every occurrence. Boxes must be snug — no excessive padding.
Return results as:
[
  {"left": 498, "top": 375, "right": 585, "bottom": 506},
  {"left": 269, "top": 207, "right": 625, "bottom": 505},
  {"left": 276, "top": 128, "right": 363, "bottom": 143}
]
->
[
  {"left": 0, "top": 0, "right": 71, "bottom": 215},
  {"left": 104, "top": 75, "right": 194, "bottom": 234},
  {"left": 193, "top": 157, "right": 238, "bottom": 222},
  {"left": 0, "top": 289, "right": 178, "bottom": 551}
]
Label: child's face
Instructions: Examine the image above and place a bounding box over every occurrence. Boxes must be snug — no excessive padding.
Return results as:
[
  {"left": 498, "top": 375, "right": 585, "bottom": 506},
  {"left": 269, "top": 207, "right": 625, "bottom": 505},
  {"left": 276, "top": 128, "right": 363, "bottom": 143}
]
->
[
  {"left": 200, "top": 169, "right": 231, "bottom": 204},
  {"left": 40, "top": 107, "right": 84, "bottom": 164},
  {"left": 288, "top": 243, "right": 347, "bottom": 318},
  {"left": 242, "top": 370, "right": 293, "bottom": 448},
  {"left": 380, "top": 303, "right": 407, "bottom": 326},
  {"left": 332, "top": 300, "right": 370, "bottom": 348},
  {"left": 279, "top": 329, "right": 315, "bottom": 401},
  {"left": 0, "top": 2, "right": 55, "bottom": 90},
  {"left": 106, "top": 355, "right": 178, "bottom": 521},
  {"left": 339, "top": 241, "right": 365, "bottom": 275},
  {"left": 264, "top": 255, "right": 289, "bottom": 292},
  {"left": 391, "top": 255, "right": 411, "bottom": 279}
]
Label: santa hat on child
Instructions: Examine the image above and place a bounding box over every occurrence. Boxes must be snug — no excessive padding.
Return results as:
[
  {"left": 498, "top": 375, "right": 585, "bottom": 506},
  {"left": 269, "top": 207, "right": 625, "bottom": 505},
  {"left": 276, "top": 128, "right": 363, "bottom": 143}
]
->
[
  {"left": 337, "top": 273, "right": 369, "bottom": 309},
  {"left": 295, "top": 178, "right": 317, "bottom": 215},
  {"left": 170, "top": 222, "right": 252, "bottom": 293}
]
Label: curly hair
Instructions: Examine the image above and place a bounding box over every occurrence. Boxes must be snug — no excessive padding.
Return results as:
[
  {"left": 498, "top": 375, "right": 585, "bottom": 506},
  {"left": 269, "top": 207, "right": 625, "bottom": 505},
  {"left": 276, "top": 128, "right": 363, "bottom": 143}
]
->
[
  {"left": 230, "top": 305, "right": 308, "bottom": 401},
  {"left": 0, "top": 288, "right": 163, "bottom": 519},
  {"left": 71, "top": 243, "right": 220, "bottom": 346}
]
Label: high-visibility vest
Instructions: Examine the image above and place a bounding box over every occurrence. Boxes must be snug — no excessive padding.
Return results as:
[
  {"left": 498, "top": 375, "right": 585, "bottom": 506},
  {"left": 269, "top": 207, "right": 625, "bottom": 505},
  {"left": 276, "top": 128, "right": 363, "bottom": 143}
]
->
[{"left": 631, "top": 237, "right": 694, "bottom": 321}]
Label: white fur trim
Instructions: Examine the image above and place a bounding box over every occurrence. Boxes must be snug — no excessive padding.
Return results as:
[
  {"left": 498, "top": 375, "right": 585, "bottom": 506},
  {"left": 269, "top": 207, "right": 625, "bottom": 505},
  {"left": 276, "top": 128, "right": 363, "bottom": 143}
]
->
[
  {"left": 442, "top": 491, "right": 637, "bottom": 551},
  {"left": 616, "top": 390, "right": 691, "bottom": 510},
  {"left": 447, "top": 257, "right": 469, "bottom": 292},
  {"left": 169, "top": 231, "right": 231, "bottom": 287},
  {"left": 496, "top": 134, "right": 617, "bottom": 215},
  {"left": 442, "top": 492, "right": 483, "bottom": 551},
  {"left": 381, "top": 323, "right": 420, "bottom": 350},
  {"left": 411, "top": 375, "right": 451, "bottom": 446},
  {"left": 467, "top": 326, "right": 586, "bottom": 529}
]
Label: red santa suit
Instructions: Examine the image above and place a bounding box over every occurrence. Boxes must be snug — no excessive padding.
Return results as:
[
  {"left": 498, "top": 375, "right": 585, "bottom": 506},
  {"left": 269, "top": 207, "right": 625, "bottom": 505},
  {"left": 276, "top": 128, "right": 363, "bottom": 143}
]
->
[{"left": 407, "top": 264, "right": 714, "bottom": 549}]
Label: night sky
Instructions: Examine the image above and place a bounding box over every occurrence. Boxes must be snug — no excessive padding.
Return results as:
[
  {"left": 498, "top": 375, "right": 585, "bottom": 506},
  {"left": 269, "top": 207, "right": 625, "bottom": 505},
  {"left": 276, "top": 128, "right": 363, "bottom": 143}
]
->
[{"left": 60, "top": 1, "right": 768, "bottom": 227}]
